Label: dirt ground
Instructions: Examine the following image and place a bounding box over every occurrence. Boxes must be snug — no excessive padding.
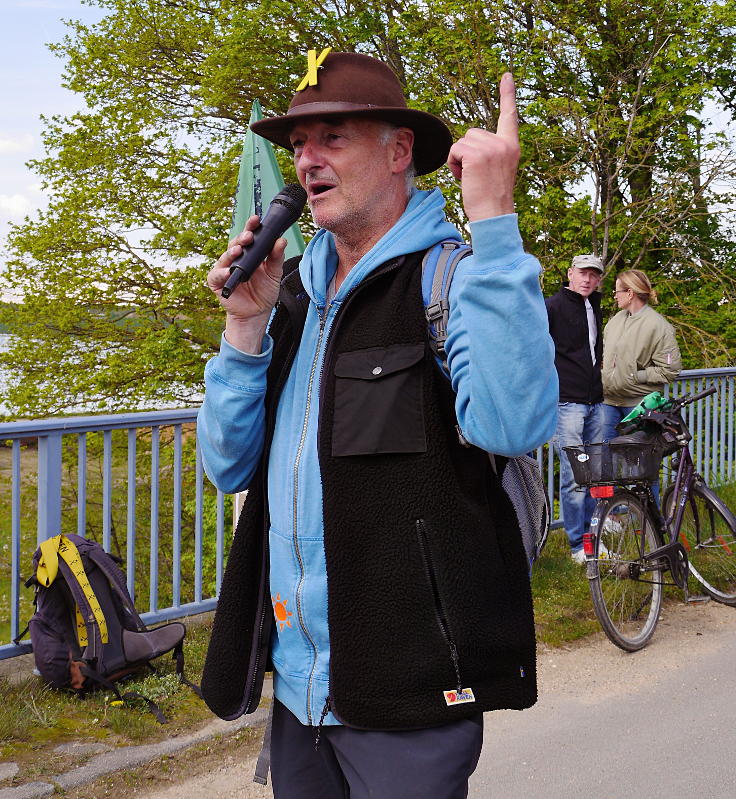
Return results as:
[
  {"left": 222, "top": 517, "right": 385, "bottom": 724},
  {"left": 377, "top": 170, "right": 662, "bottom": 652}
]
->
[{"left": 28, "top": 599, "right": 736, "bottom": 799}]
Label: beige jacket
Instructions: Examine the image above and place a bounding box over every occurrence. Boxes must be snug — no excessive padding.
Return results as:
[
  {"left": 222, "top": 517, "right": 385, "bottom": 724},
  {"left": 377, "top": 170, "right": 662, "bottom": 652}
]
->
[{"left": 602, "top": 305, "right": 681, "bottom": 406}]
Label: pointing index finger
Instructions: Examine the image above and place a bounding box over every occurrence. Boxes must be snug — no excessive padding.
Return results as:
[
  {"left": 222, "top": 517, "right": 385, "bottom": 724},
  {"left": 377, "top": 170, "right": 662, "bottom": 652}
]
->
[{"left": 496, "top": 72, "right": 518, "bottom": 142}]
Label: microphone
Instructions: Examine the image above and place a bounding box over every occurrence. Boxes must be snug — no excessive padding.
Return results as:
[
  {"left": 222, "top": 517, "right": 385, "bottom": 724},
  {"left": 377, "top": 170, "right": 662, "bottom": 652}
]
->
[{"left": 221, "top": 184, "right": 307, "bottom": 299}]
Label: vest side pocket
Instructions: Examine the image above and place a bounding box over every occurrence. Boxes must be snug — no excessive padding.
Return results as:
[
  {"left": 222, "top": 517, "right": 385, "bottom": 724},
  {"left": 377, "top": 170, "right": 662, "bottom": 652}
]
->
[
  {"left": 415, "top": 518, "right": 463, "bottom": 694},
  {"left": 331, "top": 343, "right": 427, "bottom": 456}
]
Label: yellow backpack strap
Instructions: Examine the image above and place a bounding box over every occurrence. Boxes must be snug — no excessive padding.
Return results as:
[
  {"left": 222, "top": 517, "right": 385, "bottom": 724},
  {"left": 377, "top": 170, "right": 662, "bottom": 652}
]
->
[
  {"left": 37, "top": 534, "right": 62, "bottom": 587},
  {"left": 57, "top": 535, "right": 108, "bottom": 646},
  {"left": 38, "top": 534, "right": 108, "bottom": 646}
]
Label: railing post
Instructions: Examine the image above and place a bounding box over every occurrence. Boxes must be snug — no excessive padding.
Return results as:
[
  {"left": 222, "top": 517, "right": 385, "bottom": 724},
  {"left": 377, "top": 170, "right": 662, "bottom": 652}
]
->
[
  {"left": 127, "top": 428, "right": 137, "bottom": 601},
  {"left": 11, "top": 441, "right": 22, "bottom": 641},
  {"left": 37, "top": 432, "right": 63, "bottom": 544},
  {"left": 149, "top": 426, "right": 160, "bottom": 613}
]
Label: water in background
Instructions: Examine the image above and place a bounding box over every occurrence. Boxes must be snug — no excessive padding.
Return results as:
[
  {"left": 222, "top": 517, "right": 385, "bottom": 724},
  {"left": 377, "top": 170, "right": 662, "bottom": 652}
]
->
[
  {"left": 0, "top": 334, "right": 9, "bottom": 416},
  {"left": 0, "top": 333, "right": 203, "bottom": 420}
]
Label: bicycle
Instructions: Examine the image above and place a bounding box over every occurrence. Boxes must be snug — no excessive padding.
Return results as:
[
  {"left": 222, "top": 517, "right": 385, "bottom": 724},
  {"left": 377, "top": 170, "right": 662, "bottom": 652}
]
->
[{"left": 564, "top": 387, "right": 736, "bottom": 651}]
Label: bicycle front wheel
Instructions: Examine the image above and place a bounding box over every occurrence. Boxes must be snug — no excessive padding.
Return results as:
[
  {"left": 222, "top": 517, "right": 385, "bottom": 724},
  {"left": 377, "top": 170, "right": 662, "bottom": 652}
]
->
[
  {"left": 665, "top": 484, "right": 736, "bottom": 605},
  {"left": 589, "top": 492, "right": 664, "bottom": 651}
]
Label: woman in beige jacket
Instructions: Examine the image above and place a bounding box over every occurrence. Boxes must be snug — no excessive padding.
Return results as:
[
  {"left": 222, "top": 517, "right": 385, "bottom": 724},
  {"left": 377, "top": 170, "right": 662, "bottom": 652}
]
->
[{"left": 601, "top": 269, "right": 682, "bottom": 446}]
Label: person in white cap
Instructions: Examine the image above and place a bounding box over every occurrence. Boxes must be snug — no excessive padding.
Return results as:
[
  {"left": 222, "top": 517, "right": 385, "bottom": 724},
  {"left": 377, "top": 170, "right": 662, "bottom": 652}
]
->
[{"left": 545, "top": 254, "right": 605, "bottom": 563}]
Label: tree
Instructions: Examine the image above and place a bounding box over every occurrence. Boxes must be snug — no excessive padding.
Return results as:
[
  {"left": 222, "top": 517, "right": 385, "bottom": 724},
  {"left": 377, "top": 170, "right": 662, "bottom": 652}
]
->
[{"left": 2, "top": 0, "right": 735, "bottom": 418}]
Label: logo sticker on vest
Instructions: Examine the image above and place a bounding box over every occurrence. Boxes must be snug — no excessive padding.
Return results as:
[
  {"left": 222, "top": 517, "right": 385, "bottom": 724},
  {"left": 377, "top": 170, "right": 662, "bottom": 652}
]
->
[{"left": 443, "top": 688, "right": 475, "bottom": 706}]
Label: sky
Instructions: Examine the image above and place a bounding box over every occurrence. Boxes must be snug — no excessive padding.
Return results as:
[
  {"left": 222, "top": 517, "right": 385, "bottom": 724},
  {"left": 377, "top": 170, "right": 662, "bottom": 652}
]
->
[{"left": 0, "top": 0, "right": 104, "bottom": 265}]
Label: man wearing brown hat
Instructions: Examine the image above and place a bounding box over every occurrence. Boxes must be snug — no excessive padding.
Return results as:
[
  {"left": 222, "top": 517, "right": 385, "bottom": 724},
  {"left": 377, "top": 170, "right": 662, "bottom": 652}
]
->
[
  {"left": 198, "top": 50, "right": 557, "bottom": 798},
  {"left": 545, "top": 254, "right": 605, "bottom": 563}
]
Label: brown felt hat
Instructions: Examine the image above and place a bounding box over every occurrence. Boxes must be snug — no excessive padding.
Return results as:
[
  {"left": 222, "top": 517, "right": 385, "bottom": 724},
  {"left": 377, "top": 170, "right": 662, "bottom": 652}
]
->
[{"left": 250, "top": 52, "right": 453, "bottom": 176}]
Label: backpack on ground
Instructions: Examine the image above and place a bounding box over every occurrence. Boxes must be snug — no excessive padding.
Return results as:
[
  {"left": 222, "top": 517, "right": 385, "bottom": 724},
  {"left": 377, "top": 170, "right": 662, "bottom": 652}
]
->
[
  {"left": 421, "top": 240, "right": 550, "bottom": 568},
  {"left": 15, "top": 532, "right": 201, "bottom": 722}
]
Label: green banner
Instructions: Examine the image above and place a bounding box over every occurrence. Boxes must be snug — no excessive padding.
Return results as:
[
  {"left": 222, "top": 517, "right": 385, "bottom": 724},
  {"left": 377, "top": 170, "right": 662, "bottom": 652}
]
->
[{"left": 229, "top": 100, "right": 306, "bottom": 259}]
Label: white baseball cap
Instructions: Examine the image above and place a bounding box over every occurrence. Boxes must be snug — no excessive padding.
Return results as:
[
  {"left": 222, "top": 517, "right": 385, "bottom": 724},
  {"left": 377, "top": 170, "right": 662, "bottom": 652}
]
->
[{"left": 571, "top": 254, "right": 604, "bottom": 273}]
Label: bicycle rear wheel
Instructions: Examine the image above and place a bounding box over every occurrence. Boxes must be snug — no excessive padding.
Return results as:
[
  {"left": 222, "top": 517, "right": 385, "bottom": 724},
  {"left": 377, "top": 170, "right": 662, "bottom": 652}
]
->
[
  {"left": 589, "top": 491, "right": 664, "bottom": 651},
  {"left": 665, "top": 484, "right": 736, "bottom": 605}
]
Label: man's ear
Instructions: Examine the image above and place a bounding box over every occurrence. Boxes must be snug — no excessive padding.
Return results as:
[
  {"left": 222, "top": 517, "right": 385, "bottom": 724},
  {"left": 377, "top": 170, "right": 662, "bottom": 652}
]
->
[{"left": 391, "top": 128, "right": 414, "bottom": 173}]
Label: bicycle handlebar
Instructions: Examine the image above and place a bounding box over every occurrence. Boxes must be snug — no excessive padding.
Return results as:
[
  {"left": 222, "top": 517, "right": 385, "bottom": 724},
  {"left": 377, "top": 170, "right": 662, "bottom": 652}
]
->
[{"left": 668, "top": 385, "right": 717, "bottom": 411}]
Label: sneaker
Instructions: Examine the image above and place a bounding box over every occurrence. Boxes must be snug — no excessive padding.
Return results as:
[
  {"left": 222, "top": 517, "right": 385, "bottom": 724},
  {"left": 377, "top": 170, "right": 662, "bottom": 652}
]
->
[
  {"left": 572, "top": 544, "right": 609, "bottom": 564},
  {"left": 571, "top": 548, "right": 587, "bottom": 565},
  {"left": 603, "top": 517, "right": 623, "bottom": 535}
]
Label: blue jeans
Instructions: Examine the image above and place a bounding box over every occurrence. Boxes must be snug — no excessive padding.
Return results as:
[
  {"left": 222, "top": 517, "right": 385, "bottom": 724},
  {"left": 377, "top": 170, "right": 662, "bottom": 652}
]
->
[
  {"left": 601, "top": 403, "right": 660, "bottom": 504},
  {"left": 554, "top": 402, "right": 604, "bottom": 552}
]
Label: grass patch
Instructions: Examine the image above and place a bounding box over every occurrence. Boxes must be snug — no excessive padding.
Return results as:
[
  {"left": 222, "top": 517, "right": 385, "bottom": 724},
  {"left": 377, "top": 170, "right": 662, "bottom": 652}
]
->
[
  {"left": 0, "top": 617, "right": 215, "bottom": 773},
  {"left": 715, "top": 481, "right": 736, "bottom": 509},
  {"left": 532, "top": 527, "right": 601, "bottom": 646}
]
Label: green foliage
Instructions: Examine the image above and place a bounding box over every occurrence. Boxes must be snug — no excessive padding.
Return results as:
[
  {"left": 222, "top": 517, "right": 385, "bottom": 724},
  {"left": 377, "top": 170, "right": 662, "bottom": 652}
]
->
[{"left": 2, "top": 0, "right": 736, "bottom": 417}]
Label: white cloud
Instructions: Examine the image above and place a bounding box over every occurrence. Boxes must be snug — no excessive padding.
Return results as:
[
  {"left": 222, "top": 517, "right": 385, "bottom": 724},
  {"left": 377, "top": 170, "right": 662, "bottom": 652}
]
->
[
  {"left": 0, "top": 134, "right": 34, "bottom": 154},
  {"left": 0, "top": 193, "right": 34, "bottom": 219}
]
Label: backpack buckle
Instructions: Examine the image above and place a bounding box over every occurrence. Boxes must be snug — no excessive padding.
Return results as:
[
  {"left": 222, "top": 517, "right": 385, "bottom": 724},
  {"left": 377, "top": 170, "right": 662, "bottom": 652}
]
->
[{"left": 425, "top": 299, "right": 449, "bottom": 323}]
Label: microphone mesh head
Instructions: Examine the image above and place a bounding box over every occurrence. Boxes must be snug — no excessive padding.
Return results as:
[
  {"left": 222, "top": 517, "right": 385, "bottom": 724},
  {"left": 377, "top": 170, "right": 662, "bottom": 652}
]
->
[{"left": 278, "top": 183, "right": 307, "bottom": 210}]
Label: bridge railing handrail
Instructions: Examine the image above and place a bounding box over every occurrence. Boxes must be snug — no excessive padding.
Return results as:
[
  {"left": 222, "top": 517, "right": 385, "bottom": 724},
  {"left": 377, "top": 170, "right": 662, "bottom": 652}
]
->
[{"left": 0, "top": 408, "right": 200, "bottom": 437}]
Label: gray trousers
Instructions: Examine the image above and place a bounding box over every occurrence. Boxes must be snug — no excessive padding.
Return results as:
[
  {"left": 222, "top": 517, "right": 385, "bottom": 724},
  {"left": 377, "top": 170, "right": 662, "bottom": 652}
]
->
[{"left": 270, "top": 700, "right": 483, "bottom": 799}]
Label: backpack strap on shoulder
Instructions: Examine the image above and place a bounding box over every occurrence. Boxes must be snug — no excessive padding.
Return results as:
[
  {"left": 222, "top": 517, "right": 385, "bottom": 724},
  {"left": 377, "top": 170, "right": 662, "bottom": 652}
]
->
[
  {"left": 282, "top": 254, "right": 302, "bottom": 280},
  {"left": 421, "top": 240, "right": 472, "bottom": 373},
  {"left": 420, "top": 242, "right": 551, "bottom": 569}
]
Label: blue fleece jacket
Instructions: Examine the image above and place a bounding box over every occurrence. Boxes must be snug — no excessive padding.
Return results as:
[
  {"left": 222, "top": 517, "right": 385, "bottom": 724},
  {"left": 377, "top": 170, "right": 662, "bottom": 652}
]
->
[{"left": 198, "top": 188, "right": 558, "bottom": 726}]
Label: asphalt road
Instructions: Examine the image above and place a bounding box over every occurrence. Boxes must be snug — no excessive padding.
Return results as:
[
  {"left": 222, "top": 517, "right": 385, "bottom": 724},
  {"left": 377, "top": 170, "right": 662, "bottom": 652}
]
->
[{"left": 471, "top": 599, "right": 736, "bottom": 798}]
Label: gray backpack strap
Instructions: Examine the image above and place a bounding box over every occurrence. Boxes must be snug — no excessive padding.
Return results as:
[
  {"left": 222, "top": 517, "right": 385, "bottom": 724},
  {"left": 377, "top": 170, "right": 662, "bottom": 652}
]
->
[
  {"left": 88, "top": 547, "right": 146, "bottom": 630},
  {"left": 421, "top": 242, "right": 551, "bottom": 569},
  {"left": 253, "top": 700, "right": 275, "bottom": 785},
  {"left": 422, "top": 241, "right": 472, "bottom": 372},
  {"left": 502, "top": 454, "right": 551, "bottom": 564}
]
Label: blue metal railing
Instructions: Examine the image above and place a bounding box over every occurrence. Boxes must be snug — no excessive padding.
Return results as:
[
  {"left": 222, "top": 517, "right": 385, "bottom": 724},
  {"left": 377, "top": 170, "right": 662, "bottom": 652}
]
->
[
  {"left": 1, "top": 368, "right": 734, "bottom": 660},
  {"left": 0, "top": 409, "right": 227, "bottom": 660}
]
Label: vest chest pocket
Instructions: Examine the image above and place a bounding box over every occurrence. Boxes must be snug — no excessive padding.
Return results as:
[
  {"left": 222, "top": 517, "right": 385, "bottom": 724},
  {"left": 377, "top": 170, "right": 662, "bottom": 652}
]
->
[{"left": 332, "top": 343, "right": 427, "bottom": 456}]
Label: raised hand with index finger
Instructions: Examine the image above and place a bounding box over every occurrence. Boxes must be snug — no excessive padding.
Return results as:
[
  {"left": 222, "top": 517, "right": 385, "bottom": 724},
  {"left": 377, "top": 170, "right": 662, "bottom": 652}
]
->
[{"left": 446, "top": 72, "right": 520, "bottom": 222}]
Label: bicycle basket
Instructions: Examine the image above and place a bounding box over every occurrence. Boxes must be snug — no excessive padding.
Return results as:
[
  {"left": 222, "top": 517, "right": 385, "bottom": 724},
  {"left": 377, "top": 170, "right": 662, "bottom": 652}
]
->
[{"left": 563, "top": 442, "right": 662, "bottom": 485}]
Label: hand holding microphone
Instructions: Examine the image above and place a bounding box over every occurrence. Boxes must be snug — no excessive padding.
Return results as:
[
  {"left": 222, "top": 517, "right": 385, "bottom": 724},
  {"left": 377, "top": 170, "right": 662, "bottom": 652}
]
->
[
  {"left": 205, "top": 183, "right": 306, "bottom": 354},
  {"left": 220, "top": 184, "right": 307, "bottom": 299}
]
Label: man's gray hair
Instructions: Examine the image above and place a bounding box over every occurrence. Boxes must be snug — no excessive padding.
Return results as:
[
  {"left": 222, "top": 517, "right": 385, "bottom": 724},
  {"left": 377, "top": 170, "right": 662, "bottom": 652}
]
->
[{"left": 376, "top": 121, "right": 417, "bottom": 194}]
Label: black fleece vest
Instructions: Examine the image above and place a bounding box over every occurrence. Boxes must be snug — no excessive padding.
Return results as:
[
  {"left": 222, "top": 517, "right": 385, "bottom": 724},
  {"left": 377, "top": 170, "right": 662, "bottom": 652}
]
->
[{"left": 202, "top": 250, "right": 537, "bottom": 729}]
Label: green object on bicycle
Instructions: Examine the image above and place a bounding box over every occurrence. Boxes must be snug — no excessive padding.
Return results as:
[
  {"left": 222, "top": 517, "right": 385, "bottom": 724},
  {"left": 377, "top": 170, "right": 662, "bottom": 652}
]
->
[{"left": 620, "top": 391, "right": 672, "bottom": 424}]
